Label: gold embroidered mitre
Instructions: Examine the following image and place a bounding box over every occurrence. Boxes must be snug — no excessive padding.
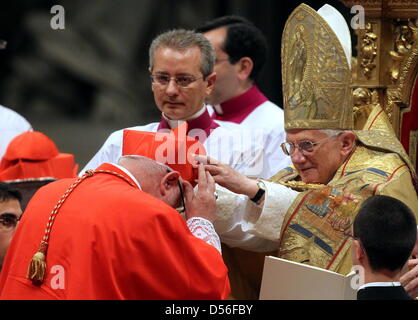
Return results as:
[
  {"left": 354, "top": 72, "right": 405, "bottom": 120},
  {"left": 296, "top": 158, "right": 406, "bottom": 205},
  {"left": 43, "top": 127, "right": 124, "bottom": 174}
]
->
[{"left": 282, "top": 4, "right": 353, "bottom": 130}]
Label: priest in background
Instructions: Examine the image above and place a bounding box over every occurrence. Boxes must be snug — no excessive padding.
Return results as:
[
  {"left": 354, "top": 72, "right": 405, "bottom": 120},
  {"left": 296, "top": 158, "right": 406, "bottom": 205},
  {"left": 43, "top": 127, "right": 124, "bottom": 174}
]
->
[{"left": 81, "top": 29, "right": 287, "bottom": 180}]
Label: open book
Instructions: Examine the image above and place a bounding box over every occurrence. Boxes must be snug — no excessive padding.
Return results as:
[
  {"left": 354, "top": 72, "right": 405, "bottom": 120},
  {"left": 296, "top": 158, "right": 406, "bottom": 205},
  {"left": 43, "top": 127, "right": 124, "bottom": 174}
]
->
[{"left": 259, "top": 256, "right": 357, "bottom": 300}]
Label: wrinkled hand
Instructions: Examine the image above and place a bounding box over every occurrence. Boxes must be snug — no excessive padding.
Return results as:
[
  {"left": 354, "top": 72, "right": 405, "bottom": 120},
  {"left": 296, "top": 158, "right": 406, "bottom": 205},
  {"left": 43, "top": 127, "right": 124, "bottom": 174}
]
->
[
  {"left": 400, "top": 259, "right": 418, "bottom": 299},
  {"left": 193, "top": 155, "right": 259, "bottom": 198},
  {"left": 183, "top": 164, "right": 217, "bottom": 222}
]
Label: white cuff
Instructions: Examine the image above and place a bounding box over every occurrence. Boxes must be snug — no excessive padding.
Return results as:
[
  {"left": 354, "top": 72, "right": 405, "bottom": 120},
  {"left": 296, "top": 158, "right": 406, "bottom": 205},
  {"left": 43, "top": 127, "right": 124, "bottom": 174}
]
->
[
  {"left": 187, "top": 217, "right": 222, "bottom": 254},
  {"left": 245, "top": 180, "right": 299, "bottom": 241}
]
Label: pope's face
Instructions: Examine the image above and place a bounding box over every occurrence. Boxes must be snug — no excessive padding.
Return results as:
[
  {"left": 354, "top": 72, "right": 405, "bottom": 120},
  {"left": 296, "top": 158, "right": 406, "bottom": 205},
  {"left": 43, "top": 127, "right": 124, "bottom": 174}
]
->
[
  {"left": 0, "top": 198, "right": 22, "bottom": 270},
  {"left": 203, "top": 27, "right": 240, "bottom": 105},
  {"left": 286, "top": 129, "right": 346, "bottom": 184},
  {"left": 151, "top": 46, "right": 216, "bottom": 120}
]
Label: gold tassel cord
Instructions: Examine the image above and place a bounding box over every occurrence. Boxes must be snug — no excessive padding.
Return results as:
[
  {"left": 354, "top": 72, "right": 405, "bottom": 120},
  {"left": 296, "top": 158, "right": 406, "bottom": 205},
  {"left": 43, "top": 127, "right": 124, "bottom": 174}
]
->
[
  {"left": 25, "top": 171, "right": 94, "bottom": 286},
  {"left": 26, "top": 250, "right": 47, "bottom": 286},
  {"left": 26, "top": 169, "right": 136, "bottom": 286}
]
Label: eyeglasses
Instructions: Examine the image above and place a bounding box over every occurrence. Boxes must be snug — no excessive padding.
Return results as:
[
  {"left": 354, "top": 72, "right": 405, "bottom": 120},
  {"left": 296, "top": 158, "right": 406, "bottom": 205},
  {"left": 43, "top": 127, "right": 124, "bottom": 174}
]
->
[
  {"left": 150, "top": 74, "right": 204, "bottom": 89},
  {"left": 0, "top": 213, "right": 21, "bottom": 229},
  {"left": 281, "top": 134, "right": 339, "bottom": 156}
]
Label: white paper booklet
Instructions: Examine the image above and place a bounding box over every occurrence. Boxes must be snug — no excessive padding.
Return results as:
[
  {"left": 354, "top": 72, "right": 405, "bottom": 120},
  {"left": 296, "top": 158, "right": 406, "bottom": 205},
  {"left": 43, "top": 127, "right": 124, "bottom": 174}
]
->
[{"left": 259, "top": 256, "right": 357, "bottom": 300}]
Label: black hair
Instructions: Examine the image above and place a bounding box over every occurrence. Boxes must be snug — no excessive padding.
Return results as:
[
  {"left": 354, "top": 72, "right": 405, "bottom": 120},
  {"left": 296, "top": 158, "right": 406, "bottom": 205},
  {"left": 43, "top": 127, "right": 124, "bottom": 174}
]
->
[
  {"left": 196, "top": 15, "right": 267, "bottom": 81},
  {"left": 0, "top": 182, "right": 22, "bottom": 203},
  {"left": 353, "top": 195, "right": 417, "bottom": 272}
]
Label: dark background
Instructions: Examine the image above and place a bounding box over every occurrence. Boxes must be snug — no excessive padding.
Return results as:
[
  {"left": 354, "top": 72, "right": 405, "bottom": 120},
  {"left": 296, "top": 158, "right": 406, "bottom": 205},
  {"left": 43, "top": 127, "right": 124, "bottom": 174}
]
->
[{"left": 0, "top": 0, "right": 353, "bottom": 169}]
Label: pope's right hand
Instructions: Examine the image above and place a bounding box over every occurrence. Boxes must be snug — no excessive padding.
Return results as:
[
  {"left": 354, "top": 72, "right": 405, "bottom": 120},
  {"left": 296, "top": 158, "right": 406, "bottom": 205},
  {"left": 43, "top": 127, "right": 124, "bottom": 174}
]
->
[{"left": 193, "top": 155, "right": 259, "bottom": 199}]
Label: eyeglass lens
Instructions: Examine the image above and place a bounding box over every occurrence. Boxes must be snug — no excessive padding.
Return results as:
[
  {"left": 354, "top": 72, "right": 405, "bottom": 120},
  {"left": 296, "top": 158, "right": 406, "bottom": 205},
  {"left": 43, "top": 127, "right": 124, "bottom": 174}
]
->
[
  {"left": 0, "top": 213, "right": 19, "bottom": 229},
  {"left": 282, "top": 141, "right": 316, "bottom": 155},
  {"left": 151, "top": 74, "right": 200, "bottom": 88}
]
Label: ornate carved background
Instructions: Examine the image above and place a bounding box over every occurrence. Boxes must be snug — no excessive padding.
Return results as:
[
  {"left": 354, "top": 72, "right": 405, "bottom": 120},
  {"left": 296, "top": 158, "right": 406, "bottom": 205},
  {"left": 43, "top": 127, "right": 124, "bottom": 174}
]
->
[{"left": 341, "top": 0, "right": 418, "bottom": 171}]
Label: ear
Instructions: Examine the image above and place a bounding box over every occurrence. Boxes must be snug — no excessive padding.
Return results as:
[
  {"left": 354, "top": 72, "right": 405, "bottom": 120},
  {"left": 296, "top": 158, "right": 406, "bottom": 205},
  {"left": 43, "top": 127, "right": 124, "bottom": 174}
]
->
[
  {"left": 339, "top": 131, "right": 356, "bottom": 157},
  {"left": 236, "top": 57, "right": 253, "bottom": 81},
  {"left": 205, "top": 72, "right": 217, "bottom": 96},
  {"left": 159, "top": 171, "right": 180, "bottom": 196},
  {"left": 353, "top": 239, "right": 366, "bottom": 263},
  {"left": 149, "top": 67, "right": 156, "bottom": 93}
]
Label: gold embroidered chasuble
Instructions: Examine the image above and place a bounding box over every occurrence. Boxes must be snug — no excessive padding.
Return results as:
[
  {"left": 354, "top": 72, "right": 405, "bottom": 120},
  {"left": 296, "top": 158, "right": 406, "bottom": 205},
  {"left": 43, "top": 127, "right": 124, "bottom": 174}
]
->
[{"left": 272, "top": 142, "right": 418, "bottom": 275}]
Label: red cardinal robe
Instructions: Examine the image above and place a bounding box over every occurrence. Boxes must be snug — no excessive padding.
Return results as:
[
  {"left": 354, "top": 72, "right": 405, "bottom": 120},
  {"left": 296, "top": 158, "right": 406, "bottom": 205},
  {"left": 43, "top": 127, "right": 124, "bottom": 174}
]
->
[{"left": 0, "top": 163, "right": 230, "bottom": 299}]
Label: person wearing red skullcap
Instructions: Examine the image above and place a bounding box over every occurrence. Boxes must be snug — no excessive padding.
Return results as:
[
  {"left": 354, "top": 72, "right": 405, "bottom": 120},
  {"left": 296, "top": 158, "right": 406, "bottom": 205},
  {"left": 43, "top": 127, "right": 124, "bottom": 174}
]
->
[
  {"left": 0, "top": 124, "right": 230, "bottom": 299},
  {"left": 0, "top": 131, "right": 78, "bottom": 181}
]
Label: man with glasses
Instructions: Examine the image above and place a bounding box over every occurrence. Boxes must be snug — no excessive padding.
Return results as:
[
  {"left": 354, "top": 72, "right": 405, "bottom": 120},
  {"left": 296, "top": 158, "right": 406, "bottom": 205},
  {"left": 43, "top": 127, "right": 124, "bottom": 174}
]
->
[
  {"left": 0, "top": 129, "right": 230, "bottom": 299},
  {"left": 0, "top": 182, "right": 22, "bottom": 272},
  {"left": 195, "top": 4, "right": 418, "bottom": 299},
  {"left": 81, "top": 29, "right": 283, "bottom": 179}
]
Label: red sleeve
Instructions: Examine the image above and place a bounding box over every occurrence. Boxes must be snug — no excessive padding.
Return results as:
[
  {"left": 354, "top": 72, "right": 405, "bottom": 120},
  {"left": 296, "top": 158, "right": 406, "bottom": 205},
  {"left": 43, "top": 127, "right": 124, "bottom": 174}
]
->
[{"left": 105, "top": 193, "right": 230, "bottom": 299}]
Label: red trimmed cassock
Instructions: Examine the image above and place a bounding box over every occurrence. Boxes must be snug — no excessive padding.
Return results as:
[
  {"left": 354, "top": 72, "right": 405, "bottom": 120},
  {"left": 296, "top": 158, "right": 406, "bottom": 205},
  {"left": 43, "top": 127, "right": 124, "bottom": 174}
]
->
[{"left": 0, "top": 163, "right": 230, "bottom": 299}]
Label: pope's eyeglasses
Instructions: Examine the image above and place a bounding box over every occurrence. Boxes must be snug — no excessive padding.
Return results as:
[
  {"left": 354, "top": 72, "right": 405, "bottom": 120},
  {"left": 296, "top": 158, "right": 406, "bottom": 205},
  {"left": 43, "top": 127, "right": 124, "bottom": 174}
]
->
[{"left": 281, "top": 134, "right": 339, "bottom": 156}]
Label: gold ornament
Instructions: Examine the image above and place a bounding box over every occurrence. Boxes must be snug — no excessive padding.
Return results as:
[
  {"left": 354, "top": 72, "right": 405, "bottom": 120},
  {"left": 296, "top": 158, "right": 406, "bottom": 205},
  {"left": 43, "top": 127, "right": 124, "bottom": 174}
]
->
[
  {"left": 281, "top": 4, "right": 353, "bottom": 130},
  {"left": 280, "top": 180, "right": 325, "bottom": 192}
]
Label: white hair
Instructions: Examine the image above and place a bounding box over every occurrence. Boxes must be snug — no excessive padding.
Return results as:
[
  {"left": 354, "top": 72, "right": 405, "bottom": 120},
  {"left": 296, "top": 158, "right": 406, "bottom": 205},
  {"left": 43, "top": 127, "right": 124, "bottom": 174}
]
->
[{"left": 319, "top": 129, "right": 352, "bottom": 137}]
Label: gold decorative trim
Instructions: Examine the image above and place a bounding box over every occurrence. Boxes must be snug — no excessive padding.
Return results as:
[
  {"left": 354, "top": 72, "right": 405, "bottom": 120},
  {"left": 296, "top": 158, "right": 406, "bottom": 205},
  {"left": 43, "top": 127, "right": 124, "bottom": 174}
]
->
[
  {"left": 360, "top": 23, "right": 378, "bottom": 79},
  {"left": 280, "top": 180, "right": 325, "bottom": 192},
  {"left": 339, "top": 0, "right": 418, "bottom": 19},
  {"left": 389, "top": 20, "right": 417, "bottom": 84},
  {"left": 386, "top": 19, "right": 418, "bottom": 129},
  {"left": 385, "top": 87, "right": 401, "bottom": 122},
  {"left": 340, "top": 0, "right": 418, "bottom": 151},
  {"left": 410, "top": 130, "right": 418, "bottom": 170},
  {"left": 282, "top": 4, "right": 353, "bottom": 130}
]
